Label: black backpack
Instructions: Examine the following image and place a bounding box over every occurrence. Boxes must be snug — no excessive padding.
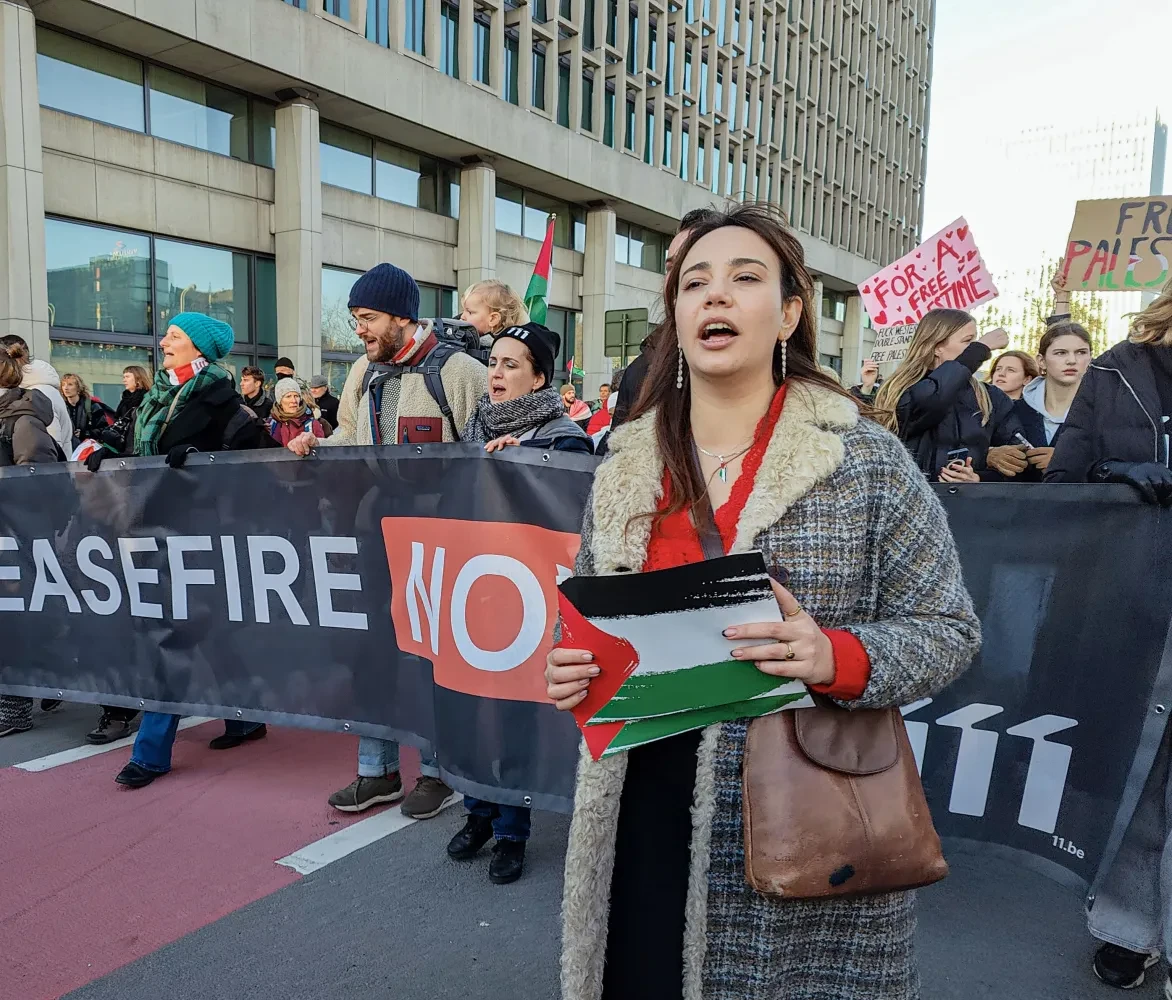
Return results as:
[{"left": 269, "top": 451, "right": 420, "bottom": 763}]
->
[{"left": 362, "top": 319, "right": 490, "bottom": 439}]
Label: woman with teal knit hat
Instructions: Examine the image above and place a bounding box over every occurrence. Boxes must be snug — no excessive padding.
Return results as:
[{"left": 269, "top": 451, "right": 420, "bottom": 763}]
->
[{"left": 77, "top": 312, "right": 274, "bottom": 781}]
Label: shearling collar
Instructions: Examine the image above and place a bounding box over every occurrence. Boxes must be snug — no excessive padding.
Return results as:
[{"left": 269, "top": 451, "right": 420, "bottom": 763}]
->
[{"left": 593, "top": 382, "right": 858, "bottom": 573}]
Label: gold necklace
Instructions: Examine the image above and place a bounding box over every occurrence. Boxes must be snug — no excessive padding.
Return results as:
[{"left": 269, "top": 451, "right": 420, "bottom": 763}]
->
[{"left": 695, "top": 440, "right": 754, "bottom": 482}]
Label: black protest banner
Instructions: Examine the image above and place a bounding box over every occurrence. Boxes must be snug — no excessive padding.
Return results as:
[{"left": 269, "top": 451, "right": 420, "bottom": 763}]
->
[{"left": 1, "top": 454, "right": 1170, "bottom": 884}]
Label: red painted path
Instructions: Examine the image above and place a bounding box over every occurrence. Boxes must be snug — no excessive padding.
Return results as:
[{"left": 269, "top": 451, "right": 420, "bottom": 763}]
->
[{"left": 0, "top": 724, "right": 421, "bottom": 1000}]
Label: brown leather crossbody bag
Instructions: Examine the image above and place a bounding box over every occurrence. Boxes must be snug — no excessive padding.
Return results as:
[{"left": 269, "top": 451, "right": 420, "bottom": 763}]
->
[
  {"left": 689, "top": 451, "right": 947, "bottom": 900},
  {"left": 741, "top": 699, "right": 949, "bottom": 899}
]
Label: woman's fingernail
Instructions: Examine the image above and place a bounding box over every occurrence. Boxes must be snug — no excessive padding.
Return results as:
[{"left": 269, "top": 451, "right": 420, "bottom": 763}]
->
[
  {"left": 723, "top": 628, "right": 736, "bottom": 637},
  {"left": 769, "top": 569, "right": 790, "bottom": 585},
  {"left": 731, "top": 648, "right": 743, "bottom": 658},
  {"left": 580, "top": 678, "right": 590, "bottom": 687},
  {"left": 581, "top": 652, "right": 593, "bottom": 662},
  {"left": 588, "top": 666, "right": 600, "bottom": 676}
]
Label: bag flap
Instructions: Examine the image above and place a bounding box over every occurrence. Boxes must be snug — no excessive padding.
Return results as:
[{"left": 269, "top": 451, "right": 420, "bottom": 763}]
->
[{"left": 794, "top": 706, "right": 899, "bottom": 775}]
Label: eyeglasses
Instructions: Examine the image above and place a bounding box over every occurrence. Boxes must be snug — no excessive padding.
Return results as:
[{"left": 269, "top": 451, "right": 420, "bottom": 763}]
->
[{"left": 347, "top": 315, "right": 379, "bottom": 332}]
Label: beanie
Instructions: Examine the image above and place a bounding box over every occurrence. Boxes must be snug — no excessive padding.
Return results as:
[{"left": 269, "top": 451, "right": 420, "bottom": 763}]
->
[
  {"left": 348, "top": 263, "right": 420, "bottom": 322},
  {"left": 494, "top": 323, "right": 560, "bottom": 389},
  {"left": 275, "top": 357, "right": 295, "bottom": 372},
  {"left": 169, "top": 312, "right": 234, "bottom": 363},
  {"left": 274, "top": 377, "right": 302, "bottom": 402}
]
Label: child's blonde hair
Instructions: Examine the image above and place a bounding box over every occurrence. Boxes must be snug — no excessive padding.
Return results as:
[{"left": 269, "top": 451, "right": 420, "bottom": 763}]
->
[{"left": 462, "top": 279, "right": 528, "bottom": 334}]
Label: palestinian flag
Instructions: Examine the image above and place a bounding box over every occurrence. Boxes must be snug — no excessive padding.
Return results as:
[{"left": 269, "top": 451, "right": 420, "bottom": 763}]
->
[
  {"left": 558, "top": 553, "right": 812, "bottom": 759},
  {"left": 524, "top": 215, "right": 555, "bottom": 326}
]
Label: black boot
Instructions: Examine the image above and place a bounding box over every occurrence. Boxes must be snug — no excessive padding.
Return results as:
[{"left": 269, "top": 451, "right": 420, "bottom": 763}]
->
[
  {"left": 209, "top": 724, "right": 268, "bottom": 750},
  {"left": 489, "top": 840, "right": 526, "bottom": 885},
  {"left": 1092, "top": 944, "right": 1160, "bottom": 989},
  {"left": 115, "top": 761, "right": 161, "bottom": 789},
  {"left": 447, "top": 815, "right": 494, "bottom": 860}
]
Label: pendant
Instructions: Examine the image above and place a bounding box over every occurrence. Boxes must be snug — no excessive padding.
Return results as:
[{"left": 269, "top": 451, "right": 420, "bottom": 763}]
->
[{"left": 718, "top": 465, "right": 728, "bottom": 483}]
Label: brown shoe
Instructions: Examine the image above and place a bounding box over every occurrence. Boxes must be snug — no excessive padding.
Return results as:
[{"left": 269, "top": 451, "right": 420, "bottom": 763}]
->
[
  {"left": 400, "top": 776, "right": 455, "bottom": 819},
  {"left": 327, "top": 773, "right": 404, "bottom": 813}
]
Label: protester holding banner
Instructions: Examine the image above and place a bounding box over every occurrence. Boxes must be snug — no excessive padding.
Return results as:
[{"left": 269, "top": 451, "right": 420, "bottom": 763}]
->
[
  {"left": 1047, "top": 280, "right": 1172, "bottom": 504},
  {"left": 873, "top": 310, "right": 1025, "bottom": 482},
  {"left": 101, "top": 312, "right": 272, "bottom": 787},
  {"left": 547, "top": 204, "right": 980, "bottom": 1000},
  {"left": 0, "top": 342, "right": 65, "bottom": 737},
  {"left": 849, "top": 357, "right": 881, "bottom": 404}
]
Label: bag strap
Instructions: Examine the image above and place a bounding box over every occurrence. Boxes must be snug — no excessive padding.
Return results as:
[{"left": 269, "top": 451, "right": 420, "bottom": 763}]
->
[
  {"left": 420, "top": 342, "right": 460, "bottom": 440},
  {"left": 691, "top": 442, "right": 724, "bottom": 561}
]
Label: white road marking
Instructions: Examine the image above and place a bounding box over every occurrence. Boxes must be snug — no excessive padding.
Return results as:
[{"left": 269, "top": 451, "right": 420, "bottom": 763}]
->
[
  {"left": 12, "top": 717, "right": 217, "bottom": 772},
  {"left": 275, "top": 793, "right": 461, "bottom": 875}
]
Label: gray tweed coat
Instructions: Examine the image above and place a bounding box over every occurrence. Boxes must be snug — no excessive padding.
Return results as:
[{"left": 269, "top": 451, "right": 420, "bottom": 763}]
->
[{"left": 560, "top": 382, "right": 982, "bottom": 1000}]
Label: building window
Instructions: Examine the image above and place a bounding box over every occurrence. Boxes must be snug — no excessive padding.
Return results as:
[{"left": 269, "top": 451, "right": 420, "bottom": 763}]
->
[
  {"left": 504, "top": 35, "right": 520, "bottom": 104},
  {"left": 532, "top": 44, "right": 547, "bottom": 109},
  {"left": 46, "top": 217, "right": 276, "bottom": 392},
  {"left": 557, "top": 62, "right": 571, "bottom": 127},
  {"left": 606, "top": 0, "right": 618, "bottom": 45},
  {"left": 666, "top": 36, "right": 676, "bottom": 95},
  {"left": 664, "top": 117, "right": 673, "bottom": 167},
  {"left": 626, "top": 10, "right": 638, "bottom": 73},
  {"left": 441, "top": 2, "right": 460, "bottom": 77},
  {"left": 35, "top": 28, "right": 144, "bottom": 133},
  {"left": 320, "top": 123, "right": 374, "bottom": 195},
  {"left": 818, "top": 353, "right": 843, "bottom": 376},
  {"left": 615, "top": 220, "right": 668, "bottom": 272},
  {"left": 821, "top": 290, "right": 848, "bottom": 323},
  {"left": 496, "top": 183, "right": 586, "bottom": 251},
  {"left": 148, "top": 66, "right": 250, "bottom": 161},
  {"left": 375, "top": 143, "right": 459, "bottom": 215},
  {"left": 581, "top": 73, "right": 595, "bottom": 131},
  {"left": 546, "top": 307, "right": 583, "bottom": 390},
  {"left": 367, "top": 0, "right": 392, "bottom": 46},
  {"left": 625, "top": 99, "right": 635, "bottom": 150},
  {"left": 603, "top": 89, "right": 615, "bottom": 147},
  {"left": 644, "top": 107, "right": 655, "bottom": 164},
  {"left": 473, "top": 15, "right": 491, "bottom": 85},
  {"left": 35, "top": 28, "right": 275, "bottom": 167},
  {"left": 404, "top": 0, "right": 425, "bottom": 53},
  {"left": 584, "top": 0, "right": 596, "bottom": 49},
  {"left": 680, "top": 128, "right": 689, "bottom": 179},
  {"left": 322, "top": 265, "right": 455, "bottom": 389},
  {"left": 648, "top": 19, "right": 657, "bottom": 70}
]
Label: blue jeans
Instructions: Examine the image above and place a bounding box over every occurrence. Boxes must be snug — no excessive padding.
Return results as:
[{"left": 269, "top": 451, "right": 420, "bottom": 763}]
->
[
  {"left": 357, "top": 736, "right": 440, "bottom": 780},
  {"left": 131, "top": 713, "right": 263, "bottom": 774},
  {"left": 465, "top": 796, "right": 531, "bottom": 843}
]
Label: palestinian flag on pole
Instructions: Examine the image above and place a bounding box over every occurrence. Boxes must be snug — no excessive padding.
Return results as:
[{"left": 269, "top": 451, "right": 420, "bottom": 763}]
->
[
  {"left": 524, "top": 214, "right": 555, "bottom": 326},
  {"left": 558, "top": 553, "right": 813, "bottom": 759}
]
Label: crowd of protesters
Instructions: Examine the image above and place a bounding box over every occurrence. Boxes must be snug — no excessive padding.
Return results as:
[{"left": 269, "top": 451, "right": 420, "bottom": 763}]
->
[{"left": 1, "top": 203, "right": 1170, "bottom": 998}]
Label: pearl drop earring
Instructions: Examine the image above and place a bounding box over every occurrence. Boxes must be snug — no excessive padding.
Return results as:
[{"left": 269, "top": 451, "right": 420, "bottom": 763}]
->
[
  {"left": 780, "top": 339, "right": 787, "bottom": 382},
  {"left": 676, "top": 346, "right": 684, "bottom": 390}
]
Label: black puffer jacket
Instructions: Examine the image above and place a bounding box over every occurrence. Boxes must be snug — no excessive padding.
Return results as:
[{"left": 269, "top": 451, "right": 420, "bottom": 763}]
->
[
  {"left": 145, "top": 378, "right": 274, "bottom": 456},
  {"left": 894, "top": 342, "right": 1025, "bottom": 480},
  {"left": 94, "top": 387, "right": 145, "bottom": 456},
  {"left": 1047, "top": 341, "right": 1170, "bottom": 482},
  {"left": 0, "top": 388, "right": 60, "bottom": 466}
]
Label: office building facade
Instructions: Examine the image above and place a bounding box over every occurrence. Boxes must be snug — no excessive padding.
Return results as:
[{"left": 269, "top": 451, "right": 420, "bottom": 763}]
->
[{"left": 1, "top": 0, "right": 934, "bottom": 401}]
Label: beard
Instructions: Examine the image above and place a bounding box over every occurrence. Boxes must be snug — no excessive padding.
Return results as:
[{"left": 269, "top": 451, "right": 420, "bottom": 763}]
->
[{"left": 366, "top": 325, "right": 404, "bottom": 363}]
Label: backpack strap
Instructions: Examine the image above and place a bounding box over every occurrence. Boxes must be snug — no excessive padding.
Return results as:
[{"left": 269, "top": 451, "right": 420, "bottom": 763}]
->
[{"left": 418, "top": 342, "right": 462, "bottom": 440}]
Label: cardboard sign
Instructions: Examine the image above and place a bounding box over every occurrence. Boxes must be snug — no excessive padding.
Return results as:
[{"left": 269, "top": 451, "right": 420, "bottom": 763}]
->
[
  {"left": 858, "top": 217, "right": 999, "bottom": 328},
  {"left": 1063, "top": 196, "right": 1172, "bottom": 292},
  {"left": 869, "top": 324, "right": 917, "bottom": 365}
]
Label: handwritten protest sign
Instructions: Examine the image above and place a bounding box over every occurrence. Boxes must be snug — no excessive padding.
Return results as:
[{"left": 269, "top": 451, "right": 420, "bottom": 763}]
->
[
  {"left": 1063, "top": 196, "right": 1172, "bottom": 292},
  {"left": 869, "top": 325, "right": 917, "bottom": 365},
  {"left": 858, "top": 217, "right": 998, "bottom": 329}
]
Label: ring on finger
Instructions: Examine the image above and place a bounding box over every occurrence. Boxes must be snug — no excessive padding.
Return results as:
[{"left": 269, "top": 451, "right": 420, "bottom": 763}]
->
[
  {"left": 784, "top": 641, "right": 796, "bottom": 661},
  {"left": 784, "top": 605, "right": 803, "bottom": 619}
]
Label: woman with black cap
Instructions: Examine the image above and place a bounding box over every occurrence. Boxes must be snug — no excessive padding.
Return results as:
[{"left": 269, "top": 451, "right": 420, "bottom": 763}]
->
[
  {"left": 462, "top": 322, "right": 593, "bottom": 456},
  {"left": 447, "top": 322, "right": 590, "bottom": 886}
]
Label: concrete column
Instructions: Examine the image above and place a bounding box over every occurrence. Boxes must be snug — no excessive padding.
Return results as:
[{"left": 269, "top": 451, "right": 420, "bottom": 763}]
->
[
  {"left": 0, "top": 0, "right": 49, "bottom": 361},
  {"left": 810, "top": 276, "right": 824, "bottom": 339},
  {"left": 580, "top": 204, "right": 616, "bottom": 393},
  {"left": 841, "top": 293, "right": 867, "bottom": 388},
  {"left": 455, "top": 161, "right": 496, "bottom": 291},
  {"left": 274, "top": 98, "right": 323, "bottom": 378}
]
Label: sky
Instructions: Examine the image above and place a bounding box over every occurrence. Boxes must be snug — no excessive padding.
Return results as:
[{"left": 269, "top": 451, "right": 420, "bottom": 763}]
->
[{"left": 921, "top": 0, "right": 1172, "bottom": 342}]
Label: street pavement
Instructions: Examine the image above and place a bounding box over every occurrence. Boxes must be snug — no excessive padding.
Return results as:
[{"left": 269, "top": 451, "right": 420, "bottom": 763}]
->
[{"left": 0, "top": 702, "right": 1162, "bottom": 1000}]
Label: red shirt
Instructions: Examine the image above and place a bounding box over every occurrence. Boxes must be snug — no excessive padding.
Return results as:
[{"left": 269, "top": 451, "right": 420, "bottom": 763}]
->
[{"left": 641, "top": 383, "right": 869, "bottom": 701}]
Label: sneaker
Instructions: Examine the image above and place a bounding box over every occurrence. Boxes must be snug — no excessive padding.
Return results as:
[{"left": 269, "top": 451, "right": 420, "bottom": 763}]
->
[
  {"left": 1093, "top": 944, "right": 1160, "bottom": 989},
  {"left": 40, "top": 699, "right": 62, "bottom": 712},
  {"left": 447, "top": 815, "right": 494, "bottom": 860},
  {"left": 86, "top": 712, "right": 131, "bottom": 745},
  {"left": 0, "top": 724, "right": 32, "bottom": 738},
  {"left": 327, "top": 774, "right": 403, "bottom": 813},
  {"left": 208, "top": 724, "right": 268, "bottom": 750},
  {"left": 401, "top": 776, "right": 455, "bottom": 820},
  {"left": 488, "top": 840, "right": 526, "bottom": 885}
]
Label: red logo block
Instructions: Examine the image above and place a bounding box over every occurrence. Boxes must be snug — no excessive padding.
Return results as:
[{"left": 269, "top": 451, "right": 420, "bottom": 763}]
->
[{"left": 383, "top": 517, "right": 580, "bottom": 703}]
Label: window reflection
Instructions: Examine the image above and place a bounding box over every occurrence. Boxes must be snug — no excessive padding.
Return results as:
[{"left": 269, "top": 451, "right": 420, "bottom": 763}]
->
[
  {"left": 496, "top": 183, "right": 525, "bottom": 236},
  {"left": 49, "top": 341, "right": 152, "bottom": 406},
  {"left": 148, "top": 66, "right": 249, "bottom": 159},
  {"left": 321, "top": 123, "right": 374, "bottom": 194},
  {"left": 321, "top": 266, "right": 364, "bottom": 353},
  {"left": 36, "top": 28, "right": 145, "bottom": 133},
  {"left": 46, "top": 220, "right": 152, "bottom": 335},
  {"left": 154, "top": 238, "right": 250, "bottom": 342}
]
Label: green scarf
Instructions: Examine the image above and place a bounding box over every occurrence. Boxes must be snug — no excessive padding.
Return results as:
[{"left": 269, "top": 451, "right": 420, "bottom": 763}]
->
[{"left": 133, "top": 361, "right": 232, "bottom": 456}]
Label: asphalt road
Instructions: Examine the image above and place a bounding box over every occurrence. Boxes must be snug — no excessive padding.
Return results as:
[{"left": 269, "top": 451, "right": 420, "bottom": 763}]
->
[{"left": 2, "top": 702, "right": 1163, "bottom": 1000}]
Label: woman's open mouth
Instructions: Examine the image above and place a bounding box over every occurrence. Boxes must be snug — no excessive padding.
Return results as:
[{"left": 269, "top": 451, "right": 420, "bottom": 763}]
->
[
  {"left": 490, "top": 383, "right": 507, "bottom": 398},
  {"left": 699, "top": 320, "right": 739, "bottom": 349}
]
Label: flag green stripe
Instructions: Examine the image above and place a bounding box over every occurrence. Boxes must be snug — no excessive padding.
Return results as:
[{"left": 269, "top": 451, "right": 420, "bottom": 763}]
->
[
  {"left": 590, "top": 657, "right": 804, "bottom": 721},
  {"left": 599, "top": 692, "right": 810, "bottom": 757}
]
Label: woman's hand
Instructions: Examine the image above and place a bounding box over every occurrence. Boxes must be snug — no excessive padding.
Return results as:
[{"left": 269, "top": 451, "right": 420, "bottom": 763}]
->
[
  {"left": 939, "top": 457, "right": 980, "bottom": 483},
  {"left": 723, "top": 580, "right": 835, "bottom": 686},
  {"left": 287, "top": 431, "right": 317, "bottom": 457},
  {"left": 986, "top": 444, "right": 1028, "bottom": 477},
  {"left": 978, "top": 327, "right": 1010, "bottom": 351},
  {"left": 545, "top": 647, "right": 599, "bottom": 710},
  {"left": 1026, "top": 447, "right": 1054, "bottom": 472},
  {"left": 1051, "top": 260, "right": 1069, "bottom": 294},
  {"left": 485, "top": 435, "right": 522, "bottom": 453}
]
